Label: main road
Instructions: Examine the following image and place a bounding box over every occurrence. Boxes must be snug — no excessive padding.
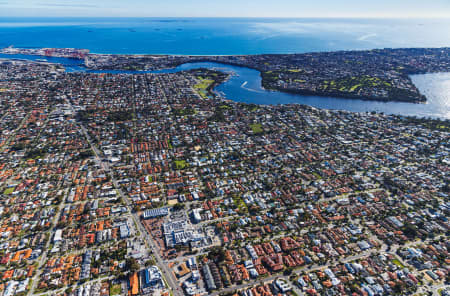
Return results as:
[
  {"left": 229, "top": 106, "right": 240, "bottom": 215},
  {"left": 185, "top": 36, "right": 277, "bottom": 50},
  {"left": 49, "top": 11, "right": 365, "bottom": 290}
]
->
[{"left": 67, "top": 101, "right": 183, "bottom": 296}]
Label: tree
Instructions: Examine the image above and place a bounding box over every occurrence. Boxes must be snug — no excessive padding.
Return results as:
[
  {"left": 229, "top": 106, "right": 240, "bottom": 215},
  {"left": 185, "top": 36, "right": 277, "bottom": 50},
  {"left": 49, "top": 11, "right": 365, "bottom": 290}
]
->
[
  {"left": 208, "top": 246, "right": 226, "bottom": 262},
  {"left": 402, "top": 223, "right": 417, "bottom": 239},
  {"left": 144, "top": 259, "right": 155, "bottom": 267},
  {"left": 172, "top": 203, "right": 185, "bottom": 211},
  {"left": 283, "top": 267, "right": 294, "bottom": 276},
  {"left": 126, "top": 258, "right": 140, "bottom": 273}
]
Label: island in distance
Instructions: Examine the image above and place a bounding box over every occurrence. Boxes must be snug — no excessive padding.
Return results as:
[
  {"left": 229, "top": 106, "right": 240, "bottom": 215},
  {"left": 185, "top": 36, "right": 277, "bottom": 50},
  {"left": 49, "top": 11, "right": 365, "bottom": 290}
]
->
[{"left": 4, "top": 46, "right": 449, "bottom": 103}]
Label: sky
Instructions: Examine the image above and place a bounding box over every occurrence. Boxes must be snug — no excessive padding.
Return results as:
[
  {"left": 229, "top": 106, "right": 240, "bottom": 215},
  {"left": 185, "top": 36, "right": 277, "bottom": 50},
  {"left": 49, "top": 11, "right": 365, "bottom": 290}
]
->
[{"left": 0, "top": 0, "right": 450, "bottom": 18}]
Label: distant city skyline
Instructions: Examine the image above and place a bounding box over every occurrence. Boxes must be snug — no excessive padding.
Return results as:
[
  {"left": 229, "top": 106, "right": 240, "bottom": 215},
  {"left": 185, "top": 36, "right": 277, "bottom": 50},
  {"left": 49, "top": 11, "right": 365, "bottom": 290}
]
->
[{"left": 1, "top": 0, "right": 450, "bottom": 18}]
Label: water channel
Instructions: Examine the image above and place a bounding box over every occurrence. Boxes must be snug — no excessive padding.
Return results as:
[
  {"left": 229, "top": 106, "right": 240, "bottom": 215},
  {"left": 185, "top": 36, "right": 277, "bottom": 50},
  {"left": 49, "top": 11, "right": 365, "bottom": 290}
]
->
[{"left": 1, "top": 53, "right": 449, "bottom": 119}]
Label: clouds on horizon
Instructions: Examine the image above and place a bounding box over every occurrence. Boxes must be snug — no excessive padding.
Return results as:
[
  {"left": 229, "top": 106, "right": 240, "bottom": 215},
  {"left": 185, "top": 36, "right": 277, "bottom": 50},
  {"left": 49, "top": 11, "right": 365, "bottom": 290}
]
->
[
  {"left": 37, "top": 3, "right": 100, "bottom": 8},
  {"left": 0, "top": 0, "right": 449, "bottom": 18}
]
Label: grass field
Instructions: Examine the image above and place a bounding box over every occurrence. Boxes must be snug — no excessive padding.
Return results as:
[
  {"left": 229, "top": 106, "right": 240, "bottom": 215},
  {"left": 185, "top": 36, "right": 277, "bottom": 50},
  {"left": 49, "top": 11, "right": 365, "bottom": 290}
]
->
[
  {"left": 110, "top": 284, "right": 121, "bottom": 296},
  {"left": 233, "top": 195, "right": 248, "bottom": 212},
  {"left": 392, "top": 259, "right": 405, "bottom": 268},
  {"left": 219, "top": 104, "right": 232, "bottom": 109},
  {"left": 3, "top": 187, "right": 15, "bottom": 195},
  {"left": 194, "top": 77, "right": 215, "bottom": 99},
  {"left": 175, "top": 160, "right": 187, "bottom": 170},
  {"left": 320, "top": 75, "right": 392, "bottom": 93},
  {"left": 250, "top": 123, "right": 263, "bottom": 134}
]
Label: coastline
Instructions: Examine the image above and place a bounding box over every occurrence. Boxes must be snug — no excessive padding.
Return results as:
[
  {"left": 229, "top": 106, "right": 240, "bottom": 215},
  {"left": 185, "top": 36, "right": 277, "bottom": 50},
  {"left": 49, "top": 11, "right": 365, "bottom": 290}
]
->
[
  {"left": 1, "top": 47, "right": 449, "bottom": 118},
  {"left": 0, "top": 50, "right": 435, "bottom": 104}
]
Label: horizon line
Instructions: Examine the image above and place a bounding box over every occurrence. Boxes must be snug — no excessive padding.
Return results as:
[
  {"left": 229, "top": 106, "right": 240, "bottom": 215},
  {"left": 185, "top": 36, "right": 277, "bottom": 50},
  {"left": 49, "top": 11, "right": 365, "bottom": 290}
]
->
[{"left": 1, "top": 15, "right": 450, "bottom": 19}]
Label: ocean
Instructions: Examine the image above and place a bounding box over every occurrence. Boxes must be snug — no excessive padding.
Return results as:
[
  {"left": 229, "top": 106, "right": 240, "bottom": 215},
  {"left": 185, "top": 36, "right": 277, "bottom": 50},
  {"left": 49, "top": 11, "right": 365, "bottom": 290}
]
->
[{"left": 1, "top": 17, "right": 450, "bottom": 55}]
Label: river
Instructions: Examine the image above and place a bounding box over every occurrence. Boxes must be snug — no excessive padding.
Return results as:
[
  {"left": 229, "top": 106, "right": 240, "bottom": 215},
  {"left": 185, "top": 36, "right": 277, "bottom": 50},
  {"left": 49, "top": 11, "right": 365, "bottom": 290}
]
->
[{"left": 1, "top": 53, "right": 449, "bottom": 119}]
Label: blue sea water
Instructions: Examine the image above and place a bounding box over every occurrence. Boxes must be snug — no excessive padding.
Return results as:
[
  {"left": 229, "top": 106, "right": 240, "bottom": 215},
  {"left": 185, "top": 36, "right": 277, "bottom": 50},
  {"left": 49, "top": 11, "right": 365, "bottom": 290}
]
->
[
  {"left": 0, "top": 17, "right": 450, "bottom": 118},
  {"left": 1, "top": 17, "right": 450, "bottom": 55}
]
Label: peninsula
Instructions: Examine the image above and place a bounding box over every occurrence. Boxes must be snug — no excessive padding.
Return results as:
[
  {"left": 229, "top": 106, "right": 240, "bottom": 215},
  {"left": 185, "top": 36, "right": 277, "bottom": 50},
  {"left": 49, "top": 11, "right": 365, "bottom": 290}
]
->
[{"left": 4, "top": 47, "right": 449, "bottom": 103}]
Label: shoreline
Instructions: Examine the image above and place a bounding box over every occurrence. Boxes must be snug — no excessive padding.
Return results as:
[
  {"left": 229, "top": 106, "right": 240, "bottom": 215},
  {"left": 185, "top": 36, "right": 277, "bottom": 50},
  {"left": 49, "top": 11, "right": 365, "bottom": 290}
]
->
[
  {"left": 1, "top": 48, "right": 449, "bottom": 118},
  {"left": 3, "top": 45, "right": 450, "bottom": 58},
  {"left": 0, "top": 53, "right": 434, "bottom": 104}
]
